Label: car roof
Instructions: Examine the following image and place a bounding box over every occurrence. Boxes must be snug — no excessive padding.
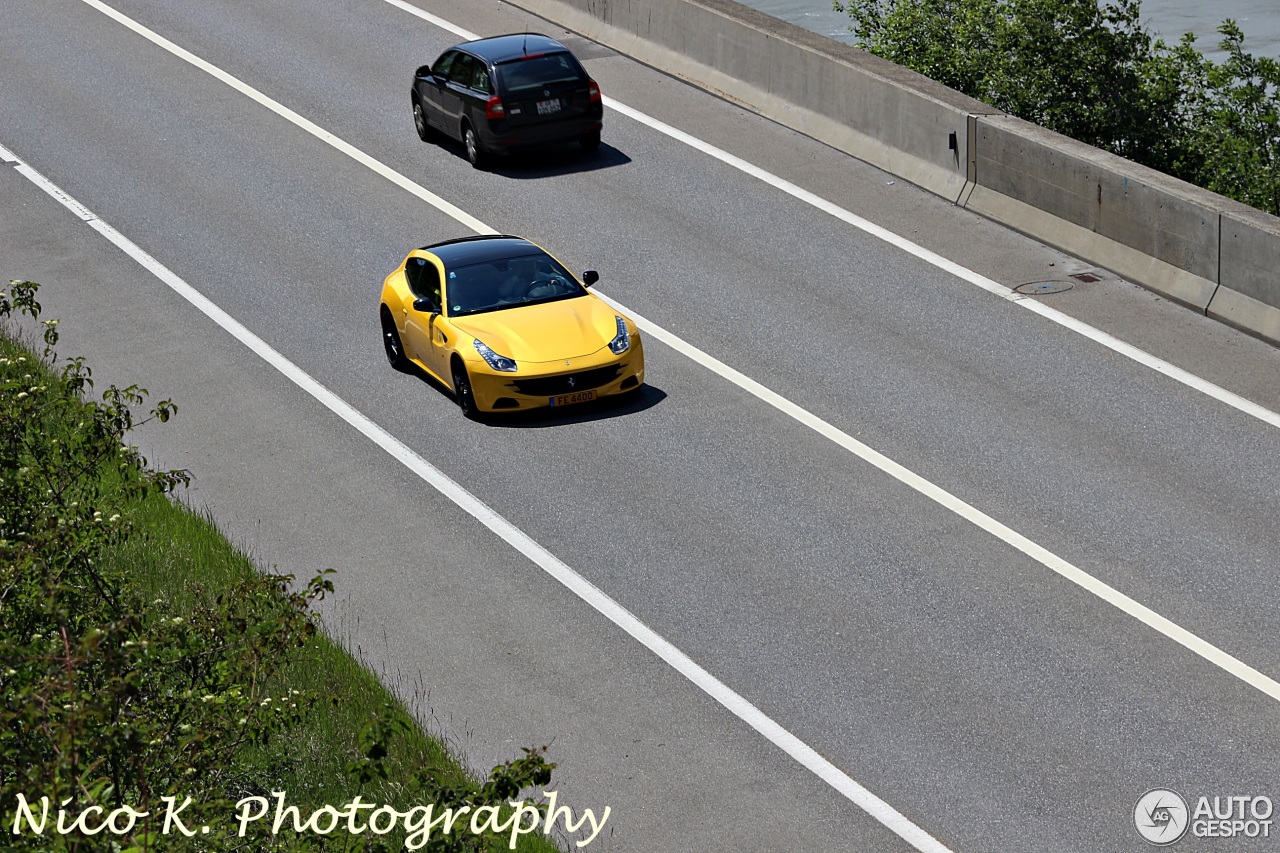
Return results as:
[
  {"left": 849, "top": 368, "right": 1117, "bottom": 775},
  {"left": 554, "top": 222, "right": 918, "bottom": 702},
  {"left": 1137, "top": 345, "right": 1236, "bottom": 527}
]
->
[
  {"left": 420, "top": 235, "right": 542, "bottom": 267},
  {"left": 453, "top": 33, "right": 568, "bottom": 65}
]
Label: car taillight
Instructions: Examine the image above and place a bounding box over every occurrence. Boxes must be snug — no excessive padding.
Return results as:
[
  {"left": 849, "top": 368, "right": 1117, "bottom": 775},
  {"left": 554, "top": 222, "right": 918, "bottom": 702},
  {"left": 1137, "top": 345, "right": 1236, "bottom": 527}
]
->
[
  {"left": 485, "top": 96, "right": 505, "bottom": 120},
  {"left": 588, "top": 80, "right": 601, "bottom": 104}
]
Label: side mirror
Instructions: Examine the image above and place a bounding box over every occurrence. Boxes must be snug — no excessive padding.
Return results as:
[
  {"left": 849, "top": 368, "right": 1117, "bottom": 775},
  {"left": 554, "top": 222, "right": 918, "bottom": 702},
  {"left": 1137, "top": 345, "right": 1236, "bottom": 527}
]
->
[
  {"left": 582, "top": 270, "right": 600, "bottom": 287},
  {"left": 415, "top": 65, "right": 434, "bottom": 80},
  {"left": 413, "top": 297, "right": 439, "bottom": 315}
]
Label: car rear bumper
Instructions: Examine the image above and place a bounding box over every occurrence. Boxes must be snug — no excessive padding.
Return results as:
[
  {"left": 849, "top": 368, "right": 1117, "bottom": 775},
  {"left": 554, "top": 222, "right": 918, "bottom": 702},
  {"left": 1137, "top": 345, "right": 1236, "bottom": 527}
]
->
[{"left": 480, "top": 114, "right": 603, "bottom": 150}]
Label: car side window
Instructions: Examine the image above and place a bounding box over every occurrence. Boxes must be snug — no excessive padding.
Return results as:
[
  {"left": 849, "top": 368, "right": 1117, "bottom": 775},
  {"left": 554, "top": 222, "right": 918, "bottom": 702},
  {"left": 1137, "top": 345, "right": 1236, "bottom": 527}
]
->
[
  {"left": 473, "top": 66, "right": 493, "bottom": 95},
  {"left": 421, "top": 264, "right": 442, "bottom": 308},
  {"left": 432, "top": 51, "right": 457, "bottom": 80},
  {"left": 450, "top": 54, "right": 477, "bottom": 89},
  {"left": 406, "top": 258, "right": 441, "bottom": 308}
]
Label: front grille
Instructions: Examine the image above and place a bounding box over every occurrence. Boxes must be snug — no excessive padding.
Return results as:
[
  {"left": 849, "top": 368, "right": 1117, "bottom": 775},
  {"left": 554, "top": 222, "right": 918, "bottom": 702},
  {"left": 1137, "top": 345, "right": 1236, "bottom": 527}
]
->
[{"left": 513, "top": 365, "right": 620, "bottom": 397}]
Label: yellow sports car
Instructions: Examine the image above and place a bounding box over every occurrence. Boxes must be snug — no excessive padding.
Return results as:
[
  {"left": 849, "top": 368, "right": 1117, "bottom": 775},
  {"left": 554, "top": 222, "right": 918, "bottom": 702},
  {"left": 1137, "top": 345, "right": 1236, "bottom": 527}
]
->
[{"left": 379, "top": 235, "right": 644, "bottom": 417}]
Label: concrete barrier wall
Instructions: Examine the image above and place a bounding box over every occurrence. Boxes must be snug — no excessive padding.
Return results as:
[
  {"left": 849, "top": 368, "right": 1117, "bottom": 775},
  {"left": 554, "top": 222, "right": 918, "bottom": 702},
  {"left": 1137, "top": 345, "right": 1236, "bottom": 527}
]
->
[
  {"left": 1216, "top": 208, "right": 1280, "bottom": 342},
  {"left": 505, "top": 0, "right": 1280, "bottom": 345},
  {"left": 509, "top": 0, "right": 996, "bottom": 200},
  {"left": 966, "top": 115, "right": 1222, "bottom": 311}
]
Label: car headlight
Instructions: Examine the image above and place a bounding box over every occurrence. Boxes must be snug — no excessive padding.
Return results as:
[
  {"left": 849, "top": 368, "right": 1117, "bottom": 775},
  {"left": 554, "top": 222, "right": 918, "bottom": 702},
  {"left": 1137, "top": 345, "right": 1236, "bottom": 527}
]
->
[
  {"left": 473, "top": 339, "right": 517, "bottom": 372},
  {"left": 608, "top": 316, "right": 630, "bottom": 355}
]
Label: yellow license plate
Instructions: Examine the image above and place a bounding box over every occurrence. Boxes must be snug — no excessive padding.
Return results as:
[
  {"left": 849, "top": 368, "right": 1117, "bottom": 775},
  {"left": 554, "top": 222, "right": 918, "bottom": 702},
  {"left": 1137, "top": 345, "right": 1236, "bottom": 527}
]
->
[{"left": 550, "top": 390, "right": 597, "bottom": 407}]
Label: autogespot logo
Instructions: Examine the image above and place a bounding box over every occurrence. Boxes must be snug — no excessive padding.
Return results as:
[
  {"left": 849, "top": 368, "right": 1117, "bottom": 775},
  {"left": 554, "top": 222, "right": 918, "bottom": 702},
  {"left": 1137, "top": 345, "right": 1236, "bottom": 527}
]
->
[{"left": 1135, "top": 789, "right": 1190, "bottom": 845}]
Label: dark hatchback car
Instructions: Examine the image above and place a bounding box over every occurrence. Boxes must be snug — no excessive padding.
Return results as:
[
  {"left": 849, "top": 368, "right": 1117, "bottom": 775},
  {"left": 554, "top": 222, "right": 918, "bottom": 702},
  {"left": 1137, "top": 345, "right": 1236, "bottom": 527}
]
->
[{"left": 411, "top": 33, "right": 603, "bottom": 168}]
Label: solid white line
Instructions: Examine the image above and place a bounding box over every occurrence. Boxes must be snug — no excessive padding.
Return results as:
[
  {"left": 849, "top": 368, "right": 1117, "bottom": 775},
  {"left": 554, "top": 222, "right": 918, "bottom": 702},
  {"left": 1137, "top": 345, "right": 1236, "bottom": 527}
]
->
[
  {"left": 374, "top": 0, "right": 1280, "bottom": 690},
  {"left": 4, "top": 146, "right": 952, "bottom": 853},
  {"left": 47, "top": 0, "right": 1280, "bottom": 837},
  {"left": 380, "top": 0, "right": 1280, "bottom": 431},
  {"left": 380, "top": 0, "right": 477, "bottom": 40},
  {"left": 597, "top": 99, "right": 1280, "bottom": 430},
  {"left": 77, "top": 0, "right": 495, "bottom": 237},
  {"left": 592, "top": 290, "right": 1280, "bottom": 702},
  {"left": 16, "top": 164, "right": 98, "bottom": 222}
]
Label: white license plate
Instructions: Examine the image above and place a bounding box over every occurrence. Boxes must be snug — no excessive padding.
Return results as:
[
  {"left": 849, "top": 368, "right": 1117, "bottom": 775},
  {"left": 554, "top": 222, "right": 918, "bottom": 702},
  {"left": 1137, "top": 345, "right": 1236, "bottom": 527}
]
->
[
  {"left": 536, "top": 98, "right": 561, "bottom": 115},
  {"left": 550, "top": 390, "right": 596, "bottom": 407}
]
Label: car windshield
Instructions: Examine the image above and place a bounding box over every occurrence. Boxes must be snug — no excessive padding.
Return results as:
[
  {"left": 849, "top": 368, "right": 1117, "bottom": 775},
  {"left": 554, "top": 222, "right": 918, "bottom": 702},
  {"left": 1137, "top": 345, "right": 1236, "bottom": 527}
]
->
[
  {"left": 497, "top": 53, "right": 584, "bottom": 93},
  {"left": 445, "top": 251, "right": 587, "bottom": 316}
]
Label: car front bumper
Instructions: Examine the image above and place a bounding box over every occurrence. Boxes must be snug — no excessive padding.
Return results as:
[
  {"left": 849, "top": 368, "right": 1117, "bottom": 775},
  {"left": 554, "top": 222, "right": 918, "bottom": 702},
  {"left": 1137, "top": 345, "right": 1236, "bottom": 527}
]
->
[{"left": 466, "top": 336, "right": 645, "bottom": 413}]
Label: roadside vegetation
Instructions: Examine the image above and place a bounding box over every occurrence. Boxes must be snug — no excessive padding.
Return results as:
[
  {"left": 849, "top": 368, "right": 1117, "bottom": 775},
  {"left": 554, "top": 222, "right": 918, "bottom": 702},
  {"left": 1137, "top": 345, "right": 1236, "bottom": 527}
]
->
[
  {"left": 1, "top": 279, "right": 561, "bottom": 852},
  {"left": 836, "top": 0, "right": 1280, "bottom": 216}
]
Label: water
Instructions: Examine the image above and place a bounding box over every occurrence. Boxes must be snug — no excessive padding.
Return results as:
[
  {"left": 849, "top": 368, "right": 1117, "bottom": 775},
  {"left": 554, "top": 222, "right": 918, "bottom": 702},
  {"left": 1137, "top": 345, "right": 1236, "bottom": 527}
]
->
[
  {"left": 1141, "top": 0, "right": 1280, "bottom": 58},
  {"left": 743, "top": 0, "right": 1280, "bottom": 61}
]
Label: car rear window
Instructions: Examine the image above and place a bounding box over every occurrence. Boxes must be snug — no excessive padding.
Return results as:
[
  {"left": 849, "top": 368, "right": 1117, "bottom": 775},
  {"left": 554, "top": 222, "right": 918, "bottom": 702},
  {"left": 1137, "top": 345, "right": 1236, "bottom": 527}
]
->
[{"left": 496, "top": 52, "right": 585, "bottom": 94}]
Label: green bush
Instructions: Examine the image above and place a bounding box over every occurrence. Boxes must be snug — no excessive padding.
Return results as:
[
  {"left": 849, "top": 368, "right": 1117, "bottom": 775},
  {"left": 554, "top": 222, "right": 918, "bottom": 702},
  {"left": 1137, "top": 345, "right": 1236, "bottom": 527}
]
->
[
  {"left": 837, "top": 0, "right": 1280, "bottom": 215},
  {"left": 1, "top": 280, "right": 559, "bottom": 852}
]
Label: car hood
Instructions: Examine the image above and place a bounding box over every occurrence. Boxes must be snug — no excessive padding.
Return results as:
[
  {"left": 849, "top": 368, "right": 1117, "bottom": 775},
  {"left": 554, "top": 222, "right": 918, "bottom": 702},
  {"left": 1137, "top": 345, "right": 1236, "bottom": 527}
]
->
[{"left": 451, "top": 296, "right": 618, "bottom": 363}]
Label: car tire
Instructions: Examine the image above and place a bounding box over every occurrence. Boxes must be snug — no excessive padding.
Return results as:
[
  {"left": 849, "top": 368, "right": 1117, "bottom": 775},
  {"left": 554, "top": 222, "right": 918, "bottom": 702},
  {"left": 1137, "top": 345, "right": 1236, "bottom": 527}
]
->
[
  {"left": 580, "top": 130, "right": 601, "bottom": 155},
  {"left": 381, "top": 307, "right": 409, "bottom": 372},
  {"left": 452, "top": 360, "right": 482, "bottom": 420},
  {"left": 463, "top": 123, "right": 487, "bottom": 169},
  {"left": 413, "top": 100, "right": 433, "bottom": 142}
]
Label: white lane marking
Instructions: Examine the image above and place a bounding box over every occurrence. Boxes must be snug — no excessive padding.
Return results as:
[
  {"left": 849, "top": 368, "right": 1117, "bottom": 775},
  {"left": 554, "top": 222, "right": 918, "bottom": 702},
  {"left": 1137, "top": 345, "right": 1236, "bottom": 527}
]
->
[
  {"left": 381, "top": 0, "right": 1280, "bottom": 431},
  {"left": 49, "top": 0, "right": 1280, "bottom": 830},
  {"left": 595, "top": 289, "right": 1280, "bottom": 702},
  {"left": 380, "top": 0, "right": 476, "bottom": 39},
  {"left": 78, "top": 0, "right": 495, "bottom": 237},
  {"left": 3, "top": 146, "right": 953, "bottom": 853},
  {"left": 16, "top": 164, "right": 98, "bottom": 221},
  {"left": 70, "top": 0, "right": 1280, "bottom": 702},
  {"left": 597, "top": 98, "right": 1280, "bottom": 431}
]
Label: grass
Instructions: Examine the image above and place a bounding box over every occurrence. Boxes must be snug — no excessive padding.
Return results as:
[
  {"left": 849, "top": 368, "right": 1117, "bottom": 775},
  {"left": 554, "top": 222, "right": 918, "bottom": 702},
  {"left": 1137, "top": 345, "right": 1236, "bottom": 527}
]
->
[
  {"left": 105, "top": 491, "right": 478, "bottom": 810},
  {"left": 1, "top": 307, "right": 564, "bottom": 852}
]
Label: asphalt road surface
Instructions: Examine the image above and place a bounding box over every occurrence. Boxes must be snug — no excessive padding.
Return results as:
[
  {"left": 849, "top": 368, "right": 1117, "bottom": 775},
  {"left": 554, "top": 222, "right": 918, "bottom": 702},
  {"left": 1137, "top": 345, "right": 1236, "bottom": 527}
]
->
[{"left": 3, "top": 0, "right": 1280, "bottom": 850}]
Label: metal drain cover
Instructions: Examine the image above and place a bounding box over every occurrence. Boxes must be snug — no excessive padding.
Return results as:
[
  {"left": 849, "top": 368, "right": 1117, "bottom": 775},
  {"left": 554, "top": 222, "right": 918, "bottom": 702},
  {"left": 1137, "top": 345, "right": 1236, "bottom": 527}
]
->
[
  {"left": 1069, "top": 272, "right": 1101, "bottom": 283},
  {"left": 1014, "top": 280, "right": 1074, "bottom": 295}
]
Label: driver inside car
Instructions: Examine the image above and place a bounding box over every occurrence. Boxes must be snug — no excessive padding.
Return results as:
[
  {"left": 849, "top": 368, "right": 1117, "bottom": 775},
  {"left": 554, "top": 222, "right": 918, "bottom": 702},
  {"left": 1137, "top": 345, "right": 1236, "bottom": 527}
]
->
[{"left": 498, "top": 256, "right": 539, "bottom": 302}]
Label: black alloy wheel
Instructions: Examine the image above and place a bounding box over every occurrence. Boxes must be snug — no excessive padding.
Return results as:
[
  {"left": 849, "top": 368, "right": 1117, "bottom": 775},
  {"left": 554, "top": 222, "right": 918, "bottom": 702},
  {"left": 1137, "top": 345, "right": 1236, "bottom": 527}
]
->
[
  {"left": 452, "top": 360, "right": 480, "bottom": 420},
  {"left": 381, "top": 308, "right": 409, "bottom": 371}
]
